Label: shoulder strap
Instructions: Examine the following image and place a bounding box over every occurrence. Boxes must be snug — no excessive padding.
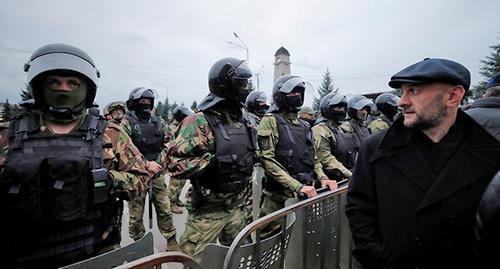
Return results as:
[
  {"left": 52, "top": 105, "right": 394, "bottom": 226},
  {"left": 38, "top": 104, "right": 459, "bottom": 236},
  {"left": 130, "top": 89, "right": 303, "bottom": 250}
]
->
[
  {"left": 204, "top": 111, "right": 230, "bottom": 140},
  {"left": 274, "top": 114, "right": 296, "bottom": 145}
]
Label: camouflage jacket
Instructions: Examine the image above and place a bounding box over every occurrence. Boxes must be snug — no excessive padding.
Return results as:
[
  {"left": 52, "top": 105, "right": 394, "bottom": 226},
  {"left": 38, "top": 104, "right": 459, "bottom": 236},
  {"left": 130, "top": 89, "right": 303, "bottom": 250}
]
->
[
  {"left": 368, "top": 115, "right": 391, "bottom": 133},
  {"left": 166, "top": 109, "right": 256, "bottom": 212},
  {"left": 257, "top": 111, "right": 328, "bottom": 195},
  {"left": 311, "top": 120, "right": 353, "bottom": 178},
  {"left": 122, "top": 114, "right": 171, "bottom": 169},
  {"left": 0, "top": 113, "right": 149, "bottom": 200}
]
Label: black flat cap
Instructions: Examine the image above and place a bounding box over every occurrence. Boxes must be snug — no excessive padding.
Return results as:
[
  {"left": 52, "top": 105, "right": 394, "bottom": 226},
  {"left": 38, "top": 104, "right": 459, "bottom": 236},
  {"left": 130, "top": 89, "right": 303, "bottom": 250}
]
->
[{"left": 388, "top": 58, "right": 470, "bottom": 90}]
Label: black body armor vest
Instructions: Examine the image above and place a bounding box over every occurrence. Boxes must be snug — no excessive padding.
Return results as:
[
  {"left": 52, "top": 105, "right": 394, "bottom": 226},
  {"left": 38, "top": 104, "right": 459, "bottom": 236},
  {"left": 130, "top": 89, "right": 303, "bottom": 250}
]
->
[
  {"left": 195, "top": 111, "right": 257, "bottom": 193},
  {"left": 266, "top": 114, "right": 315, "bottom": 191},
  {"left": 128, "top": 112, "right": 164, "bottom": 161},
  {"left": 350, "top": 119, "right": 371, "bottom": 144},
  {"left": 0, "top": 114, "right": 118, "bottom": 267},
  {"left": 325, "top": 122, "right": 358, "bottom": 170}
]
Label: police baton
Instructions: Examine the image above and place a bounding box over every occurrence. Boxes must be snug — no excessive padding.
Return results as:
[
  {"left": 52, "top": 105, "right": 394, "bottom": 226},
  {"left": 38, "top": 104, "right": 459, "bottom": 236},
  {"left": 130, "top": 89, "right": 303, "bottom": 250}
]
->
[{"left": 298, "top": 178, "right": 349, "bottom": 200}]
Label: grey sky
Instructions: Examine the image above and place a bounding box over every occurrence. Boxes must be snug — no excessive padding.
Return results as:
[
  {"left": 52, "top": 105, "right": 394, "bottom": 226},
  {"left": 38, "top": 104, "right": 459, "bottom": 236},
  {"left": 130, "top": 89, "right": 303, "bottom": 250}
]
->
[{"left": 1, "top": 0, "right": 499, "bottom": 109}]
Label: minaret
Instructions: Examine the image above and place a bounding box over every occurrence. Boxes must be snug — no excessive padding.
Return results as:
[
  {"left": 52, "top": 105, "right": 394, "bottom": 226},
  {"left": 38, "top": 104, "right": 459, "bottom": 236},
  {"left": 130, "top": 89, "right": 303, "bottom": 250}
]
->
[{"left": 273, "top": 46, "right": 291, "bottom": 82}]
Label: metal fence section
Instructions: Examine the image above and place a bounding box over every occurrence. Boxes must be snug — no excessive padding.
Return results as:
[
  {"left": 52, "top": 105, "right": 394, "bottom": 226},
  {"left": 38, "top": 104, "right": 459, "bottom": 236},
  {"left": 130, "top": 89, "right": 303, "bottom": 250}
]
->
[
  {"left": 284, "top": 186, "right": 359, "bottom": 269},
  {"left": 60, "top": 232, "right": 154, "bottom": 269}
]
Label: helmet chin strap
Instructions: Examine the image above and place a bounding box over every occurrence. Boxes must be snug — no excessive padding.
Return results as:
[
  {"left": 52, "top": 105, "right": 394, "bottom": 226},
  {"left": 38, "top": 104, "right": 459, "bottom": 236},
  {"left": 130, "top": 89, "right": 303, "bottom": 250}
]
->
[{"left": 46, "top": 100, "right": 86, "bottom": 123}]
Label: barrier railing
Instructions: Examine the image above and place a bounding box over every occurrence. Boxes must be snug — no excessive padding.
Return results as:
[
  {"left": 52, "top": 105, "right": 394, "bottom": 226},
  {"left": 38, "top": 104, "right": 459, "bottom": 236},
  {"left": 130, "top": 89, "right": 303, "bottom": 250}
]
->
[{"left": 106, "top": 180, "right": 358, "bottom": 268}]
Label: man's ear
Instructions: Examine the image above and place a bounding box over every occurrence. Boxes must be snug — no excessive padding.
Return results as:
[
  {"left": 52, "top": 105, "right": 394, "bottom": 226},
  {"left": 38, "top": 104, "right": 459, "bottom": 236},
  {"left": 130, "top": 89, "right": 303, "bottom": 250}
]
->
[{"left": 446, "top": 85, "right": 465, "bottom": 107}]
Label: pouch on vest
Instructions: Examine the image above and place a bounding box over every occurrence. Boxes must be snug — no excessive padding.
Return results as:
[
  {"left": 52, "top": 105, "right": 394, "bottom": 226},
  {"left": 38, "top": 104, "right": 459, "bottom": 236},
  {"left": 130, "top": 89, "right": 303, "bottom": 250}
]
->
[
  {"left": 46, "top": 158, "right": 90, "bottom": 221},
  {"left": 92, "top": 167, "right": 110, "bottom": 204},
  {"left": 0, "top": 160, "right": 43, "bottom": 222}
]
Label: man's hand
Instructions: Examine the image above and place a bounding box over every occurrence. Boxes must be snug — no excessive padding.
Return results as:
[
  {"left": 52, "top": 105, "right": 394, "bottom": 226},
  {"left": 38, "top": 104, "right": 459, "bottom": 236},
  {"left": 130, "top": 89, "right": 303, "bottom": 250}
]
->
[
  {"left": 321, "top": 179, "right": 338, "bottom": 191},
  {"left": 146, "top": 161, "right": 162, "bottom": 174},
  {"left": 299, "top": 185, "right": 317, "bottom": 198}
]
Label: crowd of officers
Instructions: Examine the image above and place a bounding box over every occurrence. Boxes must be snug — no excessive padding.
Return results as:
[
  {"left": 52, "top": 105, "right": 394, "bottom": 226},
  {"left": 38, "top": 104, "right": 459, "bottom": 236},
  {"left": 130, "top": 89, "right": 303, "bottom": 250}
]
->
[{"left": 0, "top": 43, "right": 498, "bottom": 269}]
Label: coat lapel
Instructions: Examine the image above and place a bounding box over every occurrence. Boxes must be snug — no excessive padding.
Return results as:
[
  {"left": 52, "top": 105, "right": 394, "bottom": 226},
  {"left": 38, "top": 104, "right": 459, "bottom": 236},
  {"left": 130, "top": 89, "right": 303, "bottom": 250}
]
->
[{"left": 417, "top": 112, "right": 500, "bottom": 211}]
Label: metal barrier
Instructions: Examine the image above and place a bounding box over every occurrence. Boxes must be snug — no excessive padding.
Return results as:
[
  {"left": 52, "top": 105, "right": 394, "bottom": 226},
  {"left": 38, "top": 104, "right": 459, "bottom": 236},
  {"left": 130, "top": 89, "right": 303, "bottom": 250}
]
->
[
  {"left": 110, "top": 182, "right": 358, "bottom": 269},
  {"left": 60, "top": 232, "right": 154, "bottom": 269},
  {"left": 284, "top": 185, "right": 360, "bottom": 269}
]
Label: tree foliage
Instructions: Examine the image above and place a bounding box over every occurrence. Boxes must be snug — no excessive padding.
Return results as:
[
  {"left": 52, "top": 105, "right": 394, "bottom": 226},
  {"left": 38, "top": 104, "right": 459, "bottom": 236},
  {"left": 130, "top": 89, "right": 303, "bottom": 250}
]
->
[
  {"left": 471, "top": 41, "right": 500, "bottom": 98},
  {"left": 313, "top": 68, "right": 338, "bottom": 111}
]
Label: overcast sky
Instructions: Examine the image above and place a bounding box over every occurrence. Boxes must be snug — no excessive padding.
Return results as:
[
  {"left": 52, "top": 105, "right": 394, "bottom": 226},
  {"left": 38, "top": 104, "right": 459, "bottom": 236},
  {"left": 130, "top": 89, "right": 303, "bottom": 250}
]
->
[{"left": 1, "top": 0, "right": 499, "bottom": 109}]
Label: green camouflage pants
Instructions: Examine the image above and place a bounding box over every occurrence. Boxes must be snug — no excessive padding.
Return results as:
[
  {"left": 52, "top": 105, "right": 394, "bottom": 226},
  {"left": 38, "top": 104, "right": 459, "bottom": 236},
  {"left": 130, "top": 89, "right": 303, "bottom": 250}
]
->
[
  {"left": 243, "top": 184, "right": 253, "bottom": 224},
  {"left": 168, "top": 177, "right": 186, "bottom": 204},
  {"left": 180, "top": 207, "right": 245, "bottom": 263},
  {"left": 259, "top": 191, "right": 290, "bottom": 239},
  {"left": 128, "top": 174, "right": 176, "bottom": 241}
]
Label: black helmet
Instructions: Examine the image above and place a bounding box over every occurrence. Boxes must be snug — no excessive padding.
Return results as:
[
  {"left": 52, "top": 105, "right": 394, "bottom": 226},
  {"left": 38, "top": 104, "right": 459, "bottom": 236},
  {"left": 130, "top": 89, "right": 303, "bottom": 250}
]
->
[
  {"left": 126, "top": 87, "right": 157, "bottom": 111},
  {"left": 347, "top": 95, "right": 374, "bottom": 119},
  {"left": 198, "top": 57, "right": 252, "bottom": 111},
  {"left": 209, "top": 57, "right": 252, "bottom": 101},
  {"left": 318, "top": 92, "right": 347, "bottom": 122},
  {"left": 245, "top": 91, "right": 269, "bottom": 116},
  {"left": 270, "top": 75, "right": 306, "bottom": 112},
  {"left": 375, "top": 92, "right": 400, "bottom": 119},
  {"left": 172, "top": 105, "right": 193, "bottom": 122},
  {"left": 24, "top": 43, "right": 100, "bottom": 109}
]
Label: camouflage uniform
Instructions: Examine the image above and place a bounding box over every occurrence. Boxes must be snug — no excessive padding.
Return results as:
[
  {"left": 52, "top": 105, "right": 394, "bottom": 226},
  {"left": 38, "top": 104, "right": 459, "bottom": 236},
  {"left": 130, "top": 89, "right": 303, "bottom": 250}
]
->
[
  {"left": 167, "top": 111, "right": 254, "bottom": 262},
  {"left": 122, "top": 117, "right": 176, "bottom": 242},
  {"left": 368, "top": 115, "right": 391, "bottom": 133},
  {"left": 0, "top": 121, "right": 9, "bottom": 167},
  {"left": 166, "top": 120, "right": 188, "bottom": 214},
  {"left": 311, "top": 120, "right": 354, "bottom": 179},
  {"left": 257, "top": 111, "right": 328, "bottom": 238}
]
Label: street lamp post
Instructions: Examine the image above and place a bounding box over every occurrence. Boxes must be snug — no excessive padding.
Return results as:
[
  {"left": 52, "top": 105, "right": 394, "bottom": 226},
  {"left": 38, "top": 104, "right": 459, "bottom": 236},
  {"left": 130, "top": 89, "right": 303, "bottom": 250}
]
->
[
  {"left": 227, "top": 32, "right": 249, "bottom": 61},
  {"left": 254, "top": 65, "right": 264, "bottom": 91}
]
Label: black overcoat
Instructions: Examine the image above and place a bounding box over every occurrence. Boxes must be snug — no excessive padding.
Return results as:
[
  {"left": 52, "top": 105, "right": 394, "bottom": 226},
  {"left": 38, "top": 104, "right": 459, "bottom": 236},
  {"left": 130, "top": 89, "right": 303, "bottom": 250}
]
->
[{"left": 346, "top": 111, "right": 500, "bottom": 268}]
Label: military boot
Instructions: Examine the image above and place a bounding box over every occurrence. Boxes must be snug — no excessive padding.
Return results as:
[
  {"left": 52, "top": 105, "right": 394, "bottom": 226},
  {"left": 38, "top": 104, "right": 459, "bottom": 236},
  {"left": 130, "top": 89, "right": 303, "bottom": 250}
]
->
[{"left": 166, "top": 236, "right": 181, "bottom": 251}]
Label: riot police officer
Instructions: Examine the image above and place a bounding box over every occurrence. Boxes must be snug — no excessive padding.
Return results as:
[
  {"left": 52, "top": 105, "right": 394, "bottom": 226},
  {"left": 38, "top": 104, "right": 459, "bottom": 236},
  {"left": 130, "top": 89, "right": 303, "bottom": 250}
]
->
[
  {"left": 368, "top": 92, "right": 400, "bottom": 133},
  {"left": 123, "top": 87, "right": 178, "bottom": 250},
  {"left": 0, "top": 43, "right": 149, "bottom": 268},
  {"left": 167, "top": 105, "right": 193, "bottom": 214},
  {"left": 104, "top": 101, "right": 127, "bottom": 124},
  {"left": 345, "top": 95, "right": 373, "bottom": 143},
  {"left": 245, "top": 90, "right": 269, "bottom": 125},
  {"left": 257, "top": 74, "right": 337, "bottom": 238},
  {"left": 312, "top": 92, "right": 357, "bottom": 181},
  {"left": 166, "top": 57, "right": 257, "bottom": 262}
]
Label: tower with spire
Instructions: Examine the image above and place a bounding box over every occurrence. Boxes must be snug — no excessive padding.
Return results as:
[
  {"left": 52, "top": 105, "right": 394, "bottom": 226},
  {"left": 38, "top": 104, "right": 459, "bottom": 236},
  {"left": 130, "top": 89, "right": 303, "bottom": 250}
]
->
[{"left": 273, "top": 46, "right": 291, "bottom": 82}]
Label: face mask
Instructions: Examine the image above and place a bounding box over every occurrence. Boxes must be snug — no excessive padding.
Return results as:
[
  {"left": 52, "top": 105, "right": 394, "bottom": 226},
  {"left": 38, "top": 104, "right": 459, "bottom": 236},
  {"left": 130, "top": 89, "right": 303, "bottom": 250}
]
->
[
  {"left": 255, "top": 104, "right": 270, "bottom": 117},
  {"left": 331, "top": 110, "right": 346, "bottom": 122},
  {"left": 304, "top": 118, "right": 316, "bottom": 126},
  {"left": 135, "top": 103, "right": 152, "bottom": 119},
  {"left": 42, "top": 78, "right": 88, "bottom": 122},
  {"left": 283, "top": 95, "right": 303, "bottom": 112},
  {"left": 356, "top": 110, "right": 368, "bottom": 121}
]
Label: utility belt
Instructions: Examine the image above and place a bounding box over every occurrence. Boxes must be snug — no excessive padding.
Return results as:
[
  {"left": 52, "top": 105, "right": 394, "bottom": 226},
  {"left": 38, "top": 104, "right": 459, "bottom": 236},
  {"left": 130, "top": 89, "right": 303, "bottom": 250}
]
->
[{"left": 190, "top": 179, "right": 248, "bottom": 213}]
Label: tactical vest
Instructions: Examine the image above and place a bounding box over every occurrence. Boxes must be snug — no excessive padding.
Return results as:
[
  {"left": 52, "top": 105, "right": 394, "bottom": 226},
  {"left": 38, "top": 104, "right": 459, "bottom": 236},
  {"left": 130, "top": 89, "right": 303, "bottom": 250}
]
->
[
  {"left": 267, "top": 114, "right": 315, "bottom": 191},
  {"left": 325, "top": 122, "right": 358, "bottom": 170},
  {"left": 0, "top": 114, "right": 117, "bottom": 266},
  {"left": 350, "top": 119, "right": 371, "bottom": 143},
  {"left": 196, "top": 111, "right": 256, "bottom": 193},
  {"left": 128, "top": 112, "right": 164, "bottom": 161}
]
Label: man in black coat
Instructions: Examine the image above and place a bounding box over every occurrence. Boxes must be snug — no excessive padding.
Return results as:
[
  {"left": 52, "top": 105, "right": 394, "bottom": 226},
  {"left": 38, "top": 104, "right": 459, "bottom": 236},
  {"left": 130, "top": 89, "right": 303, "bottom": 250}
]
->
[{"left": 346, "top": 58, "right": 500, "bottom": 268}]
